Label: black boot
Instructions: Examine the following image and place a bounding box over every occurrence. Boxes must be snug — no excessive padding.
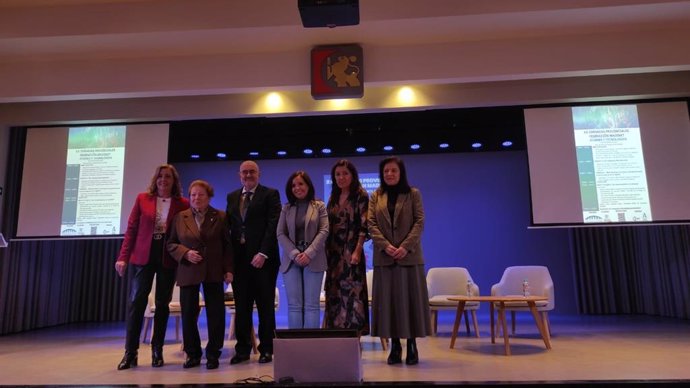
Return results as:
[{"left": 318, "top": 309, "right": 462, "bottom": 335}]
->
[
  {"left": 117, "top": 351, "right": 138, "bottom": 370},
  {"left": 151, "top": 346, "right": 164, "bottom": 367},
  {"left": 387, "top": 338, "right": 402, "bottom": 365},
  {"left": 406, "top": 338, "right": 418, "bottom": 365}
]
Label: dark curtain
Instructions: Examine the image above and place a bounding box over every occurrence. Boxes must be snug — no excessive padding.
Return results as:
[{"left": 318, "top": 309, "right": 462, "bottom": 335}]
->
[
  {"left": 571, "top": 225, "right": 690, "bottom": 319},
  {"left": 0, "top": 128, "right": 129, "bottom": 335}
]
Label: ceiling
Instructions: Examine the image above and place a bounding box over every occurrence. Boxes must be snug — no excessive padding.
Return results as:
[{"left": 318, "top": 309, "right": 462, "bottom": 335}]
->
[
  {"left": 5, "top": 0, "right": 689, "bottom": 62},
  {"left": 2, "top": 0, "right": 690, "bottom": 101}
]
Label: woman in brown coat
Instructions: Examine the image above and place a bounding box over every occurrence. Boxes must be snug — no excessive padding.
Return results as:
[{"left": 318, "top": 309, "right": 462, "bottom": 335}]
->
[{"left": 167, "top": 180, "right": 233, "bottom": 370}]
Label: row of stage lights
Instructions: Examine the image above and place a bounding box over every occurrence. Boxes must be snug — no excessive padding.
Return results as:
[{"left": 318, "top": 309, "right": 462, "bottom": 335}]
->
[{"left": 189, "top": 140, "right": 515, "bottom": 160}]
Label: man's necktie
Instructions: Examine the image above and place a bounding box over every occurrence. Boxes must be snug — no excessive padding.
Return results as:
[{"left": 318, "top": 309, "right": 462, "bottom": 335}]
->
[{"left": 241, "top": 191, "right": 252, "bottom": 221}]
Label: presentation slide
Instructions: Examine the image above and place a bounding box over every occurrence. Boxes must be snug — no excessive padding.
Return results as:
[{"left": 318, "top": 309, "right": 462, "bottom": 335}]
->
[
  {"left": 525, "top": 101, "right": 690, "bottom": 226},
  {"left": 16, "top": 124, "right": 169, "bottom": 239},
  {"left": 572, "top": 105, "right": 651, "bottom": 223},
  {"left": 61, "top": 126, "right": 126, "bottom": 236}
]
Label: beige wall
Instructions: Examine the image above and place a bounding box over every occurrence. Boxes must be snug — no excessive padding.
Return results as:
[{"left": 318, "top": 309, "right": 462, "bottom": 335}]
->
[
  {"left": 2, "top": 27, "right": 690, "bottom": 107},
  {"left": 1, "top": 72, "right": 689, "bottom": 128}
]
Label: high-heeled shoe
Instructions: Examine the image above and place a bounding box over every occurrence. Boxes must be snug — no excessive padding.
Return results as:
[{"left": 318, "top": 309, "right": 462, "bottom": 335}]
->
[
  {"left": 117, "top": 351, "right": 138, "bottom": 370},
  {"left": 387, "top": 338, "right": 402, "bottom": 365},
  {"left": 151, "top": 347, "right": 164, "bottom": 368},
  {"left": 405, "top": 338, "right": 418, "bottom": 365}
]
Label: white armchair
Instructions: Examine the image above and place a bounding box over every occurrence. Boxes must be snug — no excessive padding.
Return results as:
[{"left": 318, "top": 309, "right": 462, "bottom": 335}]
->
[
  {"left": 141, "top": 277, "right": 182, "bottom": 343},
  {"left": 426, "top": 267, "right": 480, "bottom": 337},
  {"left": 491, "top": 265, "right": 554, "bottom": 337},
  {"left": 366, "top": 268, "right": 389, "bottom": 350},
  {"left": 320, "top": 272, "right": 327, "bottom": 328}
]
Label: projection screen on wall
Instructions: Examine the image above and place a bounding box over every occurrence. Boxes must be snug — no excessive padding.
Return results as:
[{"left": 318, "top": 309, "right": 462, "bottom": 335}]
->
[
  {"left": 524, "top": 101, "right": 690, "bottom": 226},
  {"left": 16, "top": 124, "right": 169, "bottom": 239}
]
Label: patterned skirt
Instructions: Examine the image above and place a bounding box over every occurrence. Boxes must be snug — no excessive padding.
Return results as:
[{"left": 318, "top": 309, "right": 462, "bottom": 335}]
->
[{"left": 324, "top": 255, "right": 370, "bottom": 336}]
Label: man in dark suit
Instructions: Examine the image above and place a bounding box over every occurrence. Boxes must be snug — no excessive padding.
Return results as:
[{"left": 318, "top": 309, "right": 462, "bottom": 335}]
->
[{"left": 226, "top": 160, "right": 281, "bottom": 364}]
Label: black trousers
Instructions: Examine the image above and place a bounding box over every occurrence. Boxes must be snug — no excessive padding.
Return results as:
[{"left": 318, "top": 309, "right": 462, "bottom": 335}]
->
[
  {"left": 232, "top": 245, "right": 278, "bottom": 356},
  {"left": 124, "top": 238, "right": 175, "bottom": 352},
  {"left": 180, "top": 282, "right": 225, "bottom": 360}
]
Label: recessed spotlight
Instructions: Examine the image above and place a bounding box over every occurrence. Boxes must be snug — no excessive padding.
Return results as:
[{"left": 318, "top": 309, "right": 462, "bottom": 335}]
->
[
  {"left": 322, "top": 148, "right": 332, "bottom": 154},
  {"left": 439, "top": 143, "right": 449, "bottom": 149},
  {"left": 383, "top": 145, "right": 394, "bottom": 151},
  {"left": 356, "top": 147, "right": 366, "bottom": 153},
  {"left": 216, "top": 152, "right": 227, "bottom": 158},
  {"left": 277, "top": 150, "right": 287, "bottom": 156},
  {"left": 303, "top": 148, "right": 313, "bottom": 155},
  {"left": 471, "top": 142, "right": 482, "bottom": 149},
  {"left": 502, "top": 140, "right": 513, "bottom": 147},
  {"left": 249, "top": 151, "right": 260, "bottom": 156},
  {"left": 410, "top": 144, "right": 420, "bottom": 150},
  {"left": 190, "top": 154, "right": 200, "bottom": 159}
]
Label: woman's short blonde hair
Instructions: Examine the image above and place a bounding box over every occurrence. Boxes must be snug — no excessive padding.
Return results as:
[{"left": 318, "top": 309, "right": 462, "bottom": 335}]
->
[{"left": 188, "top": 179, "right": 214, "bottom": 198}]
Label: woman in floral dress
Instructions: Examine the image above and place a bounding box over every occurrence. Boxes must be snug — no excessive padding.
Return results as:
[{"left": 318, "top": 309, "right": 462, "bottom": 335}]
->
[{"left": 324, "top": 159, "right": 370, "bottom": 335}]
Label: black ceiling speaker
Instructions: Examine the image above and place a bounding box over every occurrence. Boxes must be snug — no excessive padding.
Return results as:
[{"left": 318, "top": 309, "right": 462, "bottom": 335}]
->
[{"left": 298, "top": 0, "right": 359, "bottom": 28}]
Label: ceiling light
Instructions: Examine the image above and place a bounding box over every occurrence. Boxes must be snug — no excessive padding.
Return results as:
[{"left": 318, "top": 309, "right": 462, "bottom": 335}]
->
[
  {"left": 439, "top": 143, "right": 449, "bottom": 149},
  {"left": 410, "top": 144, "right": 420, "bottom": 150},
  {"left": 502, "top": 140, "right": 513, "bottom": 147},
  {"left": 356, "top": 147, "right": 366, "bottom": 153},
  {"left": 397, "top": 87, "right": 416, "bottom": 106},
  {"left": 249, "top": 151, "right": 260, "bottom": 156},
  {"left": 471, "top": 142, "right": 482, "bottom": 149},
  {"left": 216, "top": 152, "right": 227, "bottom": 158},
  {"left": 190, "top": 154, "right": 200, "bottom": 159},
  {"left": 322, "top": 148, "right": 332, "bottom": 154},
  {"left": 265, "top": 92, "right": 284, "bottom": 111},
  {"left": 328, "top": 99, "right": 351, "bottom": 110},
  {"left": 383, "top": 145, "right": 393, "bottom": 151},
  {"left": 277, "top": 150, "right": 287, "bottom": 156},
  {"left": 303, "top": 148, "right": 313, "bottom": 155}
]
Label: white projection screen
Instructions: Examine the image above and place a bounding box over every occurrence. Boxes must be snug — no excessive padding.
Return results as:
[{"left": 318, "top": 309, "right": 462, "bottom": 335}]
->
[
  {"left": 16, "top": 124, "right": 169, "bottom": 238},
  {"left": 525, "top": 101, "right": 690, "bottom": 227}
]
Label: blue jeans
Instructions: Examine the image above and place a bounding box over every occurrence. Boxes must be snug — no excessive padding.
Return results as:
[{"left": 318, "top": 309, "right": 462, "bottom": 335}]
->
[{"left": 283, "top": 263, "right": 323, "bottom": 329}]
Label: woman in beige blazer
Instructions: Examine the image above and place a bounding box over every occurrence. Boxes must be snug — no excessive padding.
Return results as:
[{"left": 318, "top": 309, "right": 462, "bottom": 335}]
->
[
  {"left": 368, "top": 156, "right": 431, "bottom": 366},
  {"left": 277, "top": 171, "right": 329, "bottom": 329},
  {"left": 167, "top": 180, "right": 233, "bottom": 370}
]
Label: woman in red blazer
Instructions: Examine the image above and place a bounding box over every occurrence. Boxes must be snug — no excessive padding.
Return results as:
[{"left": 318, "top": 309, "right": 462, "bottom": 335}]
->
[{"left": 115, "top": 164, "right": 190, "bottom": 370}]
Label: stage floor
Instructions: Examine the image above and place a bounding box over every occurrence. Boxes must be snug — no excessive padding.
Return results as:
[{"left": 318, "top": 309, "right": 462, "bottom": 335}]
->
[{"left": 0, "top": 313, "right": 688, "bottom": 386}]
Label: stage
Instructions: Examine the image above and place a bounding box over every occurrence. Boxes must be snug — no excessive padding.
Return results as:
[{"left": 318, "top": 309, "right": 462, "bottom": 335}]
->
[{"left": 0, "top": 313, "right": 688, "bottom": 386}]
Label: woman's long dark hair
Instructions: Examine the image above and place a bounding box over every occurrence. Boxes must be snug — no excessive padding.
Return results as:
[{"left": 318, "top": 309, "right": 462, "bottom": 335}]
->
[
  {"left": 378, "top": 156, "right": 411, "bottom": 194},
  {"left": 327, "top": 159, "right": 366, "bottom": 208},
  {"left": 285, "top": 170, "right": 316, "bottom": 205}
]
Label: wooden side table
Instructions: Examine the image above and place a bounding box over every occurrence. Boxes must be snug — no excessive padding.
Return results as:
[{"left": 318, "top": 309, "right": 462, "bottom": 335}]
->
[{"left": 448, "top": 295, "right": 552, "bottom": 355}]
